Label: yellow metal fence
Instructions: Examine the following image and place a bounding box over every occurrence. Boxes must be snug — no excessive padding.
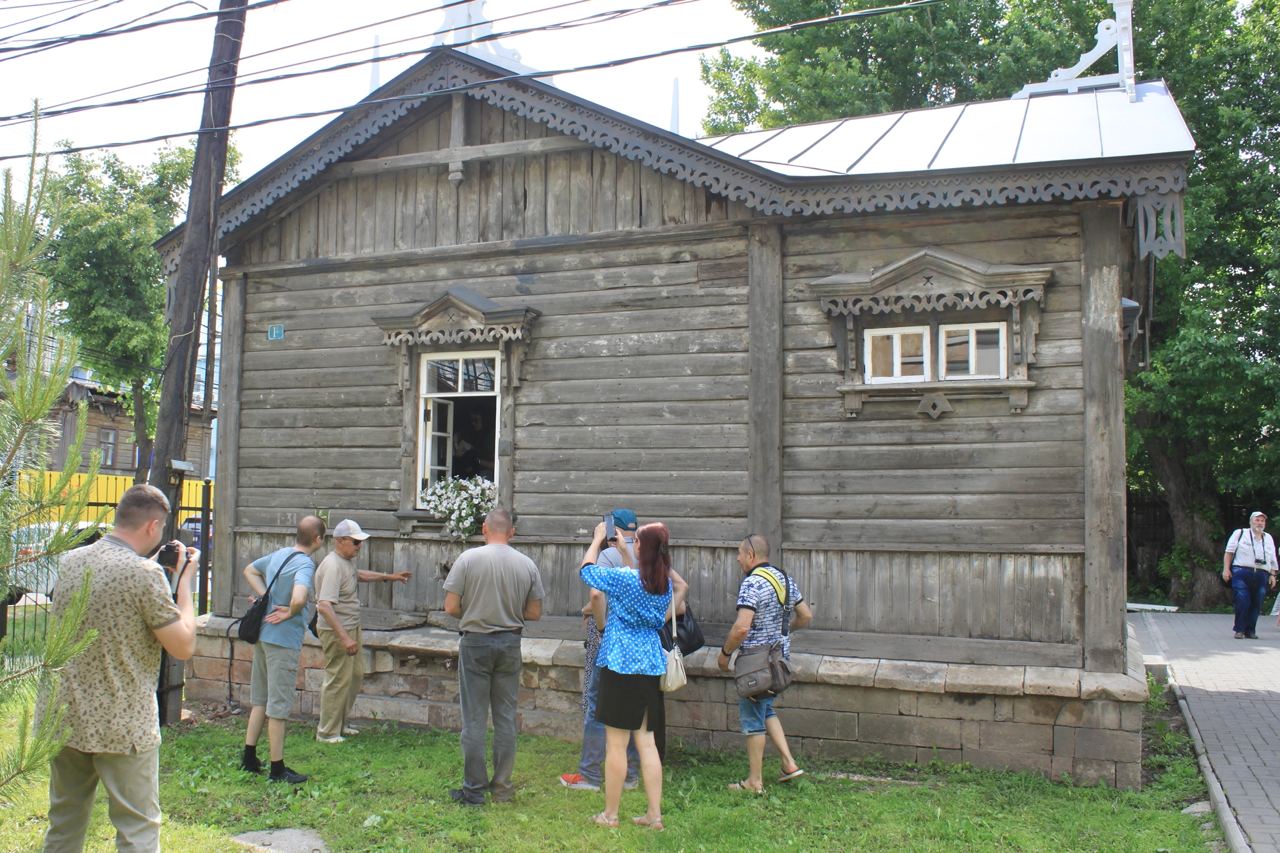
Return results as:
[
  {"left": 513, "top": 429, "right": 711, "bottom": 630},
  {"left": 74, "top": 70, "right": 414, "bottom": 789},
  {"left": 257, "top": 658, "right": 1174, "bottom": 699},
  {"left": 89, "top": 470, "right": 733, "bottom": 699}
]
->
[{"left": 20, "top": 471, "right": 211, "bottom": 525}]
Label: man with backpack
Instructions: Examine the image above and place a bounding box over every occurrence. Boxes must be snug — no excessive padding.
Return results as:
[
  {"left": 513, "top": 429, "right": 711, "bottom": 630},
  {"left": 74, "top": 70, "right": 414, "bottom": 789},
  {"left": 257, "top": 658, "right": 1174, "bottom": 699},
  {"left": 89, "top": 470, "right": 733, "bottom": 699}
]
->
[
  {"left": 717, "top": 534, "right": 812, "bottom": 794},
  {"left": 1223, "top": 511, "right": 1277, "bottom": 639},
  {"left": 239, "top": 515, "right": 326, "bottom": 783}
]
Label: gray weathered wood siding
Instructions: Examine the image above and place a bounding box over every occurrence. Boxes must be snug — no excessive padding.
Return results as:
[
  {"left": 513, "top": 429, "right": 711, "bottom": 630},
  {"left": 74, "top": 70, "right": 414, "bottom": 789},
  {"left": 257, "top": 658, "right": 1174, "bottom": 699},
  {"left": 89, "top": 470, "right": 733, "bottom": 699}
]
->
[{"left": 234, "top": 100, "right": 747, "bottom": 267}]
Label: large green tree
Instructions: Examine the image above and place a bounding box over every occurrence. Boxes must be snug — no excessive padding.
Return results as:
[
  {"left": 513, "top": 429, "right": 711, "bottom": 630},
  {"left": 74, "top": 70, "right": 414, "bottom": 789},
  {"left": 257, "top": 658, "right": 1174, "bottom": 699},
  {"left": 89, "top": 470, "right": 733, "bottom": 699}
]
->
[
  {"left": 41, "top": 146, "right": 196, "bottom": 483},
  {"left": 703, "top": 0, "right": 1280, "bottom": 607}
]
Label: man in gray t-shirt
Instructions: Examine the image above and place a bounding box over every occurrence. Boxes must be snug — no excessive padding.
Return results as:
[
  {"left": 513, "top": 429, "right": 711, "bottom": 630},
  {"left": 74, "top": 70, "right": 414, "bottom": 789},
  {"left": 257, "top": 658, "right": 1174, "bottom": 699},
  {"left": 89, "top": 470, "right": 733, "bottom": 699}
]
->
[{"left": 443, "top": 507, "right": 544, "bottom": 805}]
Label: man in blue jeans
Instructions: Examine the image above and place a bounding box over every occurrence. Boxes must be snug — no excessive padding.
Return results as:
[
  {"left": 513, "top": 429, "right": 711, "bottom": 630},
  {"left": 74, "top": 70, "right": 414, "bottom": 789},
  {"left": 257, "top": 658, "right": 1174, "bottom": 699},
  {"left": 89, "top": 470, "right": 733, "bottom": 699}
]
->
[
  {"left": 1222, "top": 511, "right": 1277, "bottom": 639},
  {"left": 559, "top": 509, "right": 640, "bottom": 791},
  {"left": 718, "top": 534, "right": 813, "bottom": 794},
  {"left": 444, "top": 508, "right": 544, "bottom": 805}
]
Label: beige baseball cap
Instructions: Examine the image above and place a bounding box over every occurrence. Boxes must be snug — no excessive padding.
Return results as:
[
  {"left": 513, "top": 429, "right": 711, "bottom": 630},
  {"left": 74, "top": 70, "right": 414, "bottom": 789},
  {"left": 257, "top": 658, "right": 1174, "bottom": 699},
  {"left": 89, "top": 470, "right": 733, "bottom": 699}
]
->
[{"left": 333, "top": 519, "right": 370, "bottom": 540}]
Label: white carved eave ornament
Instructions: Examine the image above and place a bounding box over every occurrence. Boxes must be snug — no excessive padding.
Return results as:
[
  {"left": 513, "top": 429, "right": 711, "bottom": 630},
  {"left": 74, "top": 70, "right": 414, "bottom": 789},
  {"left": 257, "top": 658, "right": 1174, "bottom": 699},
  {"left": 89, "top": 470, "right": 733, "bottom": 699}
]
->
[
  {"left": 374, "top": 286, "right": 539, "bottom": 349},
  {"left": 158, "top": 48, "right": 1187, "bottom": 275},
  {"left": 813, "top": 248, "right": 1052, "bottom": 419}
]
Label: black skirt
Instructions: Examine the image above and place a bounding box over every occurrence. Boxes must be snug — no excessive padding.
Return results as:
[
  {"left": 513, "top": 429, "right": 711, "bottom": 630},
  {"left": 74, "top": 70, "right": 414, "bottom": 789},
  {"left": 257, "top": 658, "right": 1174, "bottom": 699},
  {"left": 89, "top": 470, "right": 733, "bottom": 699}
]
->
[{"left": 595, "top": 667, "right": 663, "bottom": 731}]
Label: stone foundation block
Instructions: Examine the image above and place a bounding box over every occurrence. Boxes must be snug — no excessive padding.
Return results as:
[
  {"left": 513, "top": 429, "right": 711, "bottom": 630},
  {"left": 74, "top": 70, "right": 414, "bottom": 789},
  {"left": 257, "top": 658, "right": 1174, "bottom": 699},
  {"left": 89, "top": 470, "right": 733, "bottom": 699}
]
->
[
  {"left": 1073, "top": 728, "right": 1141, "bottom": 763},
  {"left": 533, "top": 687, "right": 580, "bottom": 715},
  {"left": 946, "top": 664, "right": 1024, "bottom": 695},
  {"left": 875, "top": 660, "right": 946, "bottom": 693},
  {"left": 1115, "top": 762, "right": 1141, "bottom": 789},
  {"left": 859, "top": 714, "right": 961, "bottom": 749},
  {"left": 427, "top": 677, "right": 458, "bottom": 703},
  {"left": 363, "top": 673, "right": 430, "bottom": 699},
  {"left": 817, "top": 657, "right": 878, "bottom": 686},
  {"left": 961, "top": 748, "right": 1052, "bottom": 775},
  {"left": 1072, "top": 757, "right": 1116, "bottom": 786},
  {"left": 372, "top": 651, "right": 394, "bottom": 673},
  {"left": 916, "top": 693, "right": 996, "bottom": 722},
  {"left": 352, "top": 695, "right": 432, "bottom": 726},
  {"left": 666, "top": 698, "right": 727, "bottom": 732},
  {"left": 1079, "top": 672, "right": 1145, "bottom": 702},
  {"left": 977, "top": 721, "right": 1052, "bottom": 754},
  {"left": 1024, "top": 666, "right": 1080, "bottom": 698},
  {"left": 813, "top": 740, "right": 917, "bottom": 764}
]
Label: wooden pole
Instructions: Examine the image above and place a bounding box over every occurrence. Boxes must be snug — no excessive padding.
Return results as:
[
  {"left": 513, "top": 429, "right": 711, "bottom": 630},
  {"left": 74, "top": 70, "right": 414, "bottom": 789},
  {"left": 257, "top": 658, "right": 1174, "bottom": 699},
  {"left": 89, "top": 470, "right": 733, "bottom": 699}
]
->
[
  {"left": 152, "top": 0, "right": 247, "bottom": 727},
  {"left": 149, "top": 0, "right": 246, "bottom": 521}
]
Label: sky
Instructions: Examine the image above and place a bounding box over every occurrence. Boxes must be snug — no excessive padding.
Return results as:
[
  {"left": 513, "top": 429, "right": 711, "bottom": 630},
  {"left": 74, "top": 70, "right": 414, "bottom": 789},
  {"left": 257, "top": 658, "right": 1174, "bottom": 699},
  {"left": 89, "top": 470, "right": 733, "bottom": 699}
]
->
[{"left": 0, "top": 0, "right": 762, "bottom": 181}]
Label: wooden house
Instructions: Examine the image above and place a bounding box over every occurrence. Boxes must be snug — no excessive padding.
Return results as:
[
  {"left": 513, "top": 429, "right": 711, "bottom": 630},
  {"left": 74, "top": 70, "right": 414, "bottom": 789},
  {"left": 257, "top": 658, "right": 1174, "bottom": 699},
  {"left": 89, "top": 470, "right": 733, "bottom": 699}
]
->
[{"left": 165, "top": 39, "right": 1191, "bottom": 784}]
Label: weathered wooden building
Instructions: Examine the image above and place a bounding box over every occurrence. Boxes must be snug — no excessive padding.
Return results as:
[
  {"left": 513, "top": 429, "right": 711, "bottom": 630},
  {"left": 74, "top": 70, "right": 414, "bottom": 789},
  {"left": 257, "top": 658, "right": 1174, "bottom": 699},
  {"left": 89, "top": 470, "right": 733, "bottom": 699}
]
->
[{"left": 166, "top": 38, "right": 1192, "bottom": 785}]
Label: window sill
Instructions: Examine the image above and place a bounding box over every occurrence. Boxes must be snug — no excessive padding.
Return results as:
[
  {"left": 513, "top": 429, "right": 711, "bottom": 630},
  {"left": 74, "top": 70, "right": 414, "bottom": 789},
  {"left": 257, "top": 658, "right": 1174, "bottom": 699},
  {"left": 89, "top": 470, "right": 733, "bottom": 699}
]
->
[{"left": 837, "top": 379, "right": 1035, "bottom": 418}]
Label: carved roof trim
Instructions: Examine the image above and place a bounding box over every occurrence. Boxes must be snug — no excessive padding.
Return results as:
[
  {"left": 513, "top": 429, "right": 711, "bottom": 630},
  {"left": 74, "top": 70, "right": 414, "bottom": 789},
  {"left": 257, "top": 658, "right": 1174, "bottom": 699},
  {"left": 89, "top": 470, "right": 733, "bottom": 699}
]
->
[{"left": 373, "top": 285, "right": 539, "bottom": 347}]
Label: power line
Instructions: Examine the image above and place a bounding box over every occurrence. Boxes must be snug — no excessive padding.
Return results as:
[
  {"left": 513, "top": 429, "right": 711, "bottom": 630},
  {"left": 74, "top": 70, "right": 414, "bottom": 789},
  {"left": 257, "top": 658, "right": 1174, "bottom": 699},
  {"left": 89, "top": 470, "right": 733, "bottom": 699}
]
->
[
  {"left": 0, "top": 0, "right": 946, "bottom": 162},
  {"left": 0, "top": 0, "right": 599, "bottom": 126},
  {"left": 0, "top": 0, "right": 98, "bottom": 11},
  {"left": 0, "top": 0, "right": 285, "bottom": 61},
  {"left": 0, "top": 0, "right": 108, "bottom": 35}
]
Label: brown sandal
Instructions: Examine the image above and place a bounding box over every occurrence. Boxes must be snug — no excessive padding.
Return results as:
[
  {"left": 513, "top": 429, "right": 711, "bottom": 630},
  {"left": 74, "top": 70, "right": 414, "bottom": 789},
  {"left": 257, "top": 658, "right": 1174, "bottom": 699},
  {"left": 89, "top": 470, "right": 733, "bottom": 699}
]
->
[
  {"left": 632, "top": 815, "right": 665, "bottom": 831},
  {"left": 728, "top": 779, "right": 764, "bottom": 794},
  {"left": 591, "top": 812, "right": 619, "bottom": 828}
]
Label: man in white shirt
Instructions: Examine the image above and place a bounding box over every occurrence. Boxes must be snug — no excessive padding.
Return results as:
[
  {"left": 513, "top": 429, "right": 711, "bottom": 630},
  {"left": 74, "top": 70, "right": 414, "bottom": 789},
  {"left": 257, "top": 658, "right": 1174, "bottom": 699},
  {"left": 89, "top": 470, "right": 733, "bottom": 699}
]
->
[{"left": 1222, "top": 511, "right": 1278, "bottom": 639}]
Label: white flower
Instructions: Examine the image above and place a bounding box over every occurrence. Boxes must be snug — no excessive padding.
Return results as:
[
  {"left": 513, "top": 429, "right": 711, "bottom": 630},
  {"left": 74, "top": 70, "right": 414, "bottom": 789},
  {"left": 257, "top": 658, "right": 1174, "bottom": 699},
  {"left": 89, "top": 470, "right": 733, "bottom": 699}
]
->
[{"left": 420, "top": 476, "right": 497, "bottom": 539}]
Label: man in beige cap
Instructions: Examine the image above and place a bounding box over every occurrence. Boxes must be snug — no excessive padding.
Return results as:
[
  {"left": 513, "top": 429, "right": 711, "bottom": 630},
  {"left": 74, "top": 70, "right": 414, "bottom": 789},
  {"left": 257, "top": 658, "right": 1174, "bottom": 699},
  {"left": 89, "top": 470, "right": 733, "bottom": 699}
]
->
[
  {"left": 314, "top": 519, "right": 410, "bottom": 743},
  {"left": 1223, "top": 511, "right": 1277, "bottom": 638}
]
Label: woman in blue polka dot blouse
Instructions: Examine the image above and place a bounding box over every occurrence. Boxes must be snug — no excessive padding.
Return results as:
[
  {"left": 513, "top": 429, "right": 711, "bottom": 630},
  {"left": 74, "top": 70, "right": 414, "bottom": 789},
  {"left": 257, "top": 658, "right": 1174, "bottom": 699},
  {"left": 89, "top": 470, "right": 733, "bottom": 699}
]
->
[{"left": 579, "top": 520, "right": 685, "bottom": 831}]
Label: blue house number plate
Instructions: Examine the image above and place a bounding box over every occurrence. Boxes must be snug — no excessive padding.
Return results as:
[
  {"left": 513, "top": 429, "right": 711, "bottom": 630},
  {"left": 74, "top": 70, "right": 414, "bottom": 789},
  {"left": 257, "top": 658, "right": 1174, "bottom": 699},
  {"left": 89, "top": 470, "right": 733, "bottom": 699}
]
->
[{"left": 267, "top": 324, "right": 284, "bottom": 341}]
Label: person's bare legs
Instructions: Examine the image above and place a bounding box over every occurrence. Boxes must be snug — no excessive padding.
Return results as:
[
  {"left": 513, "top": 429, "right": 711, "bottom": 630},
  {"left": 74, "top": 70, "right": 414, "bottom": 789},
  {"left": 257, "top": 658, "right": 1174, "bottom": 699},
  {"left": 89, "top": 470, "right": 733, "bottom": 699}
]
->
[
  {"left": 602, "top": 725, "right": 630, "bottom": 822},
  {"left": 266, "top": 718, "right": 287, "bottom": 761},
  {"left": 245, "top": 705, "right": 266, "bottom": 749},
  {"left": 745, "top": 733, "right": 767, "bottom": 791},
  {"left": 632, "top": 723, "right": 663, "bottom": 827},
  {"left": 765, "top": 716, "right": 800, "bottom": 776}
]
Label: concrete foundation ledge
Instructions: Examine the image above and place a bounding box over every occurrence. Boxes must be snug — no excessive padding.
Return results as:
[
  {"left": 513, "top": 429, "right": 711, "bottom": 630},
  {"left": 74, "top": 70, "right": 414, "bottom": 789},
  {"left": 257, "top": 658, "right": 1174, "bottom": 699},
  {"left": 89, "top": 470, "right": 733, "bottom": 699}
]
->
[{"left": 188, "top": 615, "right": 1146, "bottom": 788}]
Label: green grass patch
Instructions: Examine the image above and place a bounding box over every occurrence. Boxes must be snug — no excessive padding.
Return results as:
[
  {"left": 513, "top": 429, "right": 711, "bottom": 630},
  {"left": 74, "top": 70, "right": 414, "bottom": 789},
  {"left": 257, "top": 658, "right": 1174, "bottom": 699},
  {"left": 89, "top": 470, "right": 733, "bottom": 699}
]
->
[{"left": 0, "top": 709, "right": 1219, "bottom": 852}]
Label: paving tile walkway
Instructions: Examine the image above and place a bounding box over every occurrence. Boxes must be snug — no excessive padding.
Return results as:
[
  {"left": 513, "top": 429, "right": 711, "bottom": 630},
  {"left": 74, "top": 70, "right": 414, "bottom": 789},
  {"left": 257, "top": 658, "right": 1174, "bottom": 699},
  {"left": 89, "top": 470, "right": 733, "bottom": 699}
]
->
[{"left": 1132, "top": 611, "right": 1280, "bottom": 852}]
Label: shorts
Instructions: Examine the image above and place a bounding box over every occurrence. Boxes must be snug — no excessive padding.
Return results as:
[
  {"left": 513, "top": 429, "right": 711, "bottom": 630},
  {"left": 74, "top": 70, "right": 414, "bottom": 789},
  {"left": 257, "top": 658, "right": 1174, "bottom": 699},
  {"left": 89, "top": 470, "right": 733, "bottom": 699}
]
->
[
  {"left": 738, "top": 694, "right": 778, "bottom": 735},
  {"left": 250, "top": 640, "right": 300, "bottom": 719},
  {"left": 595, "top": 668, "right": 662, "bottom": 731}
]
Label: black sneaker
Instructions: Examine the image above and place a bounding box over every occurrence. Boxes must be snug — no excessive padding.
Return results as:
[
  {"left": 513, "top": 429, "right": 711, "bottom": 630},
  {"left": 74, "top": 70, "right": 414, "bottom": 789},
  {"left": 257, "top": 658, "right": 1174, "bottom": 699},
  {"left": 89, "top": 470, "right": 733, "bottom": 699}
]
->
[
  {"left": 1247, "top": 633, "right": 1259, "bottom": 639},
  {"left": 268, "top": 766, "right": 308, "bottom": 785},
  {"left": 239, "top": 757, "right": 262, "bottom": 774},
  {"left": 449, "top": 788, "right": 485, "bottom": 807}
]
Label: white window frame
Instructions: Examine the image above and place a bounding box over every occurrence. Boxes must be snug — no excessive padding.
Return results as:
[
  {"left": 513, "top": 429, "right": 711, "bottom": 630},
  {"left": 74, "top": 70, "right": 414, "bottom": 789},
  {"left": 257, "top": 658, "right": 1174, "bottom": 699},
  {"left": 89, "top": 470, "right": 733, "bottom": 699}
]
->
[
  {"left": 416, "top": 350, "right": 501, "bottom": 508},
  {"left": 938, "top": 322, "right": 1008, "bottom": 381},
  {"left": 863, "top": 325, "right": 932, "bottom": 385}
]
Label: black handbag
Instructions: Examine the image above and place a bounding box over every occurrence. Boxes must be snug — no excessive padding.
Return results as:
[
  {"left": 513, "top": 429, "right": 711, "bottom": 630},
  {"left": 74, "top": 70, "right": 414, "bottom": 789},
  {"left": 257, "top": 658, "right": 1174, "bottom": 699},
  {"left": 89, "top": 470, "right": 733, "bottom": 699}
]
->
[
  {"left": 238, "top": 551, "right": 300, "bottom": 644},
  {"left": 660, "top": 603, "right": 705, "bottom": 656}
]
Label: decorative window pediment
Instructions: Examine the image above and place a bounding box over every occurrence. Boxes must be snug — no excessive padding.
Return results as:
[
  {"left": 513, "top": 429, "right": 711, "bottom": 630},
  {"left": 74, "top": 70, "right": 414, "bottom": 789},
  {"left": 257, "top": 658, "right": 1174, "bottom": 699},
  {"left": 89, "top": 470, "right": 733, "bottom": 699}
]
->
[
  {"left": 373, "top": 286, "right": 539, "bottom": 348},
  {"left": 812, "top": 248, "right": 1053, "bottom": 418}
]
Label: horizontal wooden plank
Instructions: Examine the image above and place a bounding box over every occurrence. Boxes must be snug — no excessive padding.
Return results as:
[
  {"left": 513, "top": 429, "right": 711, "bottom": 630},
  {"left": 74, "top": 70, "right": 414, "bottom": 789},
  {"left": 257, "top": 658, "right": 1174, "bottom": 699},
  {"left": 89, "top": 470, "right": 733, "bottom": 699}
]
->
[
  {"left": 514, "top": 375, "right": 749, "bottom": 404},
  {"left": 515, "top": 470, "right": 747, "bottom": 495},
  {"left": 239, "top": 426, "right": 400, "bottom": 448},
  {"left": 242, "top": 326, "right": 384, "bottom": 354},
  {"left": 240, "top": 406, "right": 402, "bottom": 430},
  {"left": 783, "top": 389, "right": 1085, "bottom": 422},
  {"left": 516, "top": 400, "right": 748, "bottom": 427},
  {"left": 239, "top": 487, "right": 398, "bottom": 511},
  {"left": 519, "top": 493, "right": 748, "bottom": 517},
  {"left": 782, "top": 414, "right": 1084, "bottom": 447},
  {"left": 516, "top": 424, "right": 747, "bottom": 450},
  {"left": 515, "top": 447, "right": 746, "bottom": 471},
  {"left": 783, "top": 492, "right": 1085, "bottom": 521},
  {"left": 1034, "top": 339, "right": 1083, "bottom": 367},
  {"left": 783, "top": 441, "right": 1084, "bottom": 471},
  {"left": 241, "top": 365, "right": 397, "bottom": 391},
  {"left": 781, "top": 205, "right": 1078, "bottom": 248},
  {"left": 792, "top": 631, "right": 1082, "bottom": 667},
  {"left": 240, "top": 468, "right": 401, "bottom": 491},
  {"left": 326, "top": 136, "right": 592, "bottom": 179},
  {"left": 241, "top": 345, "right": 391, "bottom": 373},
  {"left": 506, "top": 512, "right": 747, "bottom": 542},
  {"left": 532, "top": 304, "right": 745, "bottom": 338},
  {"left": 783, "top": 517, "right": 1083, "bottom": 546},
  {"left": 522, "top": 352, "right": 747, "bottom": 383},
  {"left": 783, "top": 467, "right": 1084, "bottom": 495},
  {"left": 241, "top": 387, "right": 400, "bottom": 408},
  {"left": 237, "top": 508, "right": 400, "bottom": 532},
  {"left": 240, "top": 447, "right": 400, "bottom": 469},
  {"left": 527, "top": 328, "right": 746, "bottom": 360}
]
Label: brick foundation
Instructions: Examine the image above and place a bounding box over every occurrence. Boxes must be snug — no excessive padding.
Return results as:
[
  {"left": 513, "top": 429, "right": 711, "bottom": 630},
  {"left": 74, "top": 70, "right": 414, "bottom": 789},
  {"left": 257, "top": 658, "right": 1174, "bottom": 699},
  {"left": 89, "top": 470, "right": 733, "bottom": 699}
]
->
[{"left": 187, "top": 615, "right": 1146, "bottom": 788}]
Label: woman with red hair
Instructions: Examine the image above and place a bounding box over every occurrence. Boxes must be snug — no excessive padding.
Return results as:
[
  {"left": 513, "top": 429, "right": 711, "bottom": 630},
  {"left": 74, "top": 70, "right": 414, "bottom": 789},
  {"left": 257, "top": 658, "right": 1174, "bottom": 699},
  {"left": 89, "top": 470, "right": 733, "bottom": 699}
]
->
[{"left": 579, "top": 520, "right": 684, "bottom": 831}]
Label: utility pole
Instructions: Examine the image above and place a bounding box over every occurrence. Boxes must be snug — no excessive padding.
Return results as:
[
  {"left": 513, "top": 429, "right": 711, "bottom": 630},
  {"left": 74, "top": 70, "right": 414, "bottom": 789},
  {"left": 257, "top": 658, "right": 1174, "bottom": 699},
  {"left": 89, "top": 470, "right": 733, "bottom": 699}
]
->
[{"left": 152, "top": 0, "right": 247, "bottom": 728}]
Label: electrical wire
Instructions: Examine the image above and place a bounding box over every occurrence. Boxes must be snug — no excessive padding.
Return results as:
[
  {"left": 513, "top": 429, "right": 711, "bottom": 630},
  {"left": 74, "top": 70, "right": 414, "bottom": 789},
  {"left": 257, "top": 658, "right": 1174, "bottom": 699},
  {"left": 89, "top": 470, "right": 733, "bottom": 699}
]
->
[
  {"left": 0, "top": 0, "right": 107, "bottom": 35},
  {"left": 0, "top": 0, "right": 946, "bottom": 161},
  {"left": 0, "top": 0, "right": 285, "bottom": 61},
  {"left": 0, "top": 0, "right": 98, "bottom": 11},
  {"left": 0, "top": 0, "right": 603, "bottom": 125}
]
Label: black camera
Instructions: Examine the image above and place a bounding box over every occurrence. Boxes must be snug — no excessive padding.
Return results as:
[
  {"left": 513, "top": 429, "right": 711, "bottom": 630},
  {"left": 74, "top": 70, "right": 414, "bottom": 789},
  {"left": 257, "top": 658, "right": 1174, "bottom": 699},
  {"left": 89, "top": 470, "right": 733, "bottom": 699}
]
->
[{"left": 155, "top": 542, "right": 181, "bottom": 569}]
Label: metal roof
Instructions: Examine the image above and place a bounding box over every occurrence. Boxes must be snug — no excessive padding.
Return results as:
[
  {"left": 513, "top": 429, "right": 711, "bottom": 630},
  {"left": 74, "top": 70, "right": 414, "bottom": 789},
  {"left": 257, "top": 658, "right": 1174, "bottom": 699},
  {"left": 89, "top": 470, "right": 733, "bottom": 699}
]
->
[{"left": 698, "top": 81, "right": 1194, "bottom": 178}]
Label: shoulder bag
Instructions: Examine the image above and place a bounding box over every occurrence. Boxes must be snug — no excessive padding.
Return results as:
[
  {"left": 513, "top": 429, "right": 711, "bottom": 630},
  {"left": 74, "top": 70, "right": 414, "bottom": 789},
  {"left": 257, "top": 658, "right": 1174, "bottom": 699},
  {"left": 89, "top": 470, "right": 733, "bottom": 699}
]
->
[
  {"left": 659, "top": 606, "right": 687, "bottom": 693},
  {"left": 238, "top": 551, "right": 301, "bottom": 644},
  {"left": 660, "top": 602, "right": 705, "bottom": 656},
  {"left": 733, "top": 564, "right": 795, "bottom": 699}
]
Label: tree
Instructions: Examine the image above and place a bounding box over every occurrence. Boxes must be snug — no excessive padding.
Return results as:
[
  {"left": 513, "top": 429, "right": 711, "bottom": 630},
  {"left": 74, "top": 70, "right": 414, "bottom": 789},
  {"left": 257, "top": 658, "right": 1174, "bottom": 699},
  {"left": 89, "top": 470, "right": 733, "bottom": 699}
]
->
[
  {"left": 0, "top": 130, "right": 98, "bottom": 801},
  {"left": 41, "top": 146, "right": 196, "bottom": 483},
  {"left": 702, "top": 0, "right": 1280, "bottom": 607}
]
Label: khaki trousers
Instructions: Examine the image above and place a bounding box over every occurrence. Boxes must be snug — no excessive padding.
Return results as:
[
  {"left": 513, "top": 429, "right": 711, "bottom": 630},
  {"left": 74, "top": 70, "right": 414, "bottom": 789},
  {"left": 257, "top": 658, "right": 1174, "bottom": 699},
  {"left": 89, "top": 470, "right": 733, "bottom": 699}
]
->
[
  {"left": 43, "top": 745, "right": 160, "bottom": 853},
  {"left": 317, "top": 626, "right": 363, "bottom": 738}
]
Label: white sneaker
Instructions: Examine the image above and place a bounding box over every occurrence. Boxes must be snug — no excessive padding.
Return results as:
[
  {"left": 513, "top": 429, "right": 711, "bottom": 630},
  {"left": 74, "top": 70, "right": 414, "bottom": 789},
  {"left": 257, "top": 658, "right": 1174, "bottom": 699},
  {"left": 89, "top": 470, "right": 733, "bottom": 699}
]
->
[
  {"left": 341, "top": 727, "right": 360, "bottom": 736},
  {"left": 316, "top": 734, "right": 345, "bottom": 744}
]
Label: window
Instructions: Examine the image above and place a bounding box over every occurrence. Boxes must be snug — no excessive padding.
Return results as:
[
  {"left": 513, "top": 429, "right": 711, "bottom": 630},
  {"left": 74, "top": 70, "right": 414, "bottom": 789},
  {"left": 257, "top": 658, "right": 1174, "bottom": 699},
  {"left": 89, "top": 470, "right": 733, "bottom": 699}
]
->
[
  {"left": 416, "top": 352, "right": 500, "bottom": 505},
  {"left": 864, "top": 326, "right": 931, "bottom": 384},
  {"left": 939, "top": 323, "right": 1007, "bottom": 380},
  {"left": 98, "top": 428, "right": 116, "bottom": 467}
]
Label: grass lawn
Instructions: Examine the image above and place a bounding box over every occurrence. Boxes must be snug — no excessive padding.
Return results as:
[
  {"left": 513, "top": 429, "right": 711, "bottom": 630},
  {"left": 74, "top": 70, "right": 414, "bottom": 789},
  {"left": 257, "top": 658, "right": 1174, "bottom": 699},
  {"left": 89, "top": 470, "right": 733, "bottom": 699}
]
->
[{"left": 0, "top": 687, "right": 1218, "bottom": 853}]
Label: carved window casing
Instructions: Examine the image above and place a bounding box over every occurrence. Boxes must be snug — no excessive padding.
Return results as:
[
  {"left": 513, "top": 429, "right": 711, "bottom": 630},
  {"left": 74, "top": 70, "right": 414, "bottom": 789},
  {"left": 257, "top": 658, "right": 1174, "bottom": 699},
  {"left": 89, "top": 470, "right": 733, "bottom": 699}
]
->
[
  {"left": 812, "top": 248, "right": 1052, "bottom": 419},
  {"left": 373, "top": 286, "right": 538, "bottom": 527}
]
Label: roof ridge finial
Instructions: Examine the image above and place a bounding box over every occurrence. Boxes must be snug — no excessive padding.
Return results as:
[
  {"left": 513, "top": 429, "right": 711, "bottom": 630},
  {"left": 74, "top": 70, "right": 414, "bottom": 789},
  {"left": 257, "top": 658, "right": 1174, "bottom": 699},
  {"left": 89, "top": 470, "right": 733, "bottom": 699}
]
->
[{"left": 1012, "top": 0, "right": 1137, "bottom": 101}]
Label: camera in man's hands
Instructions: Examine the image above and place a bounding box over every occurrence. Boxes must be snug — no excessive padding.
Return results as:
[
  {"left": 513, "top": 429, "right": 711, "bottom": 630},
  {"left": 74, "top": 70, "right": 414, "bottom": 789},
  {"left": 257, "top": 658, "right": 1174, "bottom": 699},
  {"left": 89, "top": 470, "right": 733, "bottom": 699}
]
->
[{"left": 155, "top": 542, "right": 182, "bottom": 570}]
